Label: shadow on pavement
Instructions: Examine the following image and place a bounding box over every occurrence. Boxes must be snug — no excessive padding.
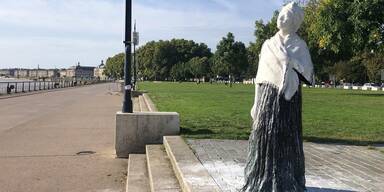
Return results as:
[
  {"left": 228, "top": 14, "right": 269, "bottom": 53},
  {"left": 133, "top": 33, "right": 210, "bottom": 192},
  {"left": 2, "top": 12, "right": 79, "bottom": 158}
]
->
[
  {"left": 303, "top": 136, "right": 384, "bottom": 146},
  {"left": 307, "top": 187, "right": 356, "bottom": 192}
]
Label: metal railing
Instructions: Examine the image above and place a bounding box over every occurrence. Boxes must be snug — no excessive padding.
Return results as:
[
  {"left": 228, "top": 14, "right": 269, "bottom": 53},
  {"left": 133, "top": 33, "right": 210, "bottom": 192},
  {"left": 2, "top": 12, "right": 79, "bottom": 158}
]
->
[{"left": 0, "top": 80, "right": 110, "bottom": 96}]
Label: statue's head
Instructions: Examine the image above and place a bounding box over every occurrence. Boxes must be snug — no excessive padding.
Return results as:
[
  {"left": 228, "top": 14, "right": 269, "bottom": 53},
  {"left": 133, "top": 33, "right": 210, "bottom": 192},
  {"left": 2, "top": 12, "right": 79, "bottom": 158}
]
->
[{"left": 277, "top": 2, "right": 304, "bottom": 34}]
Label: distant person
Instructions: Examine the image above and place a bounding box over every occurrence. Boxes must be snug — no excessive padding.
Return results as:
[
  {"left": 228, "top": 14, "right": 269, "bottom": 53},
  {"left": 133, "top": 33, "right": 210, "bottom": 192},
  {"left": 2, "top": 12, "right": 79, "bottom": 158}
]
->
[{"left": 7, "top": 84, "right": 15, "bottom": 94}]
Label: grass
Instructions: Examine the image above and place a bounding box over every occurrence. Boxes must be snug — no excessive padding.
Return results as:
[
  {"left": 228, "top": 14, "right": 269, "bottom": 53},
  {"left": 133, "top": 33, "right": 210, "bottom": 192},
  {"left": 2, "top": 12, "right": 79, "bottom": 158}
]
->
[{"left": 139, "top": 82, "right": 384, "bottom": 144}]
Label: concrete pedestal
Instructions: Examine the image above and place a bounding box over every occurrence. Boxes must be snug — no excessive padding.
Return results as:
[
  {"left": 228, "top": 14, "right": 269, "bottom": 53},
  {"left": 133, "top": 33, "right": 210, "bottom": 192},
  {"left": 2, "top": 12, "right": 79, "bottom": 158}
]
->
[{"left": 115, "top": 111, "right": 180, "bottom": 158}]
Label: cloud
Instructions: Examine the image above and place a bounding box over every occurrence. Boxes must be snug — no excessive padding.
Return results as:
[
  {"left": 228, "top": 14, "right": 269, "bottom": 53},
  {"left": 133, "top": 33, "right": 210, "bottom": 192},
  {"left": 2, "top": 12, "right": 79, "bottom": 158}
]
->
[
  {"left": 0, "top": 0, "right": 124, "bottom": 68},
  {"left": 0, "top": 0, "right": 283, "bottom": 68},
  {"left": 132, "top": 0, "right": 283, "bottom": 50},
  {"left": 209, "top": 0, "right": 237, "bottom": 12},
  {"left": 0, "top": 0, "right": 123, "bottom": 39}
]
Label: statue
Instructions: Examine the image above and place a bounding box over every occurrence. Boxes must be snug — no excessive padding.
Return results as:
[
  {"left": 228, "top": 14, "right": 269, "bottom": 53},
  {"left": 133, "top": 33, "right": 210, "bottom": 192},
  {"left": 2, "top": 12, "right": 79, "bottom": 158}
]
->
[{"left": 242, "top": 2, "right": 314, "bottom": 192}]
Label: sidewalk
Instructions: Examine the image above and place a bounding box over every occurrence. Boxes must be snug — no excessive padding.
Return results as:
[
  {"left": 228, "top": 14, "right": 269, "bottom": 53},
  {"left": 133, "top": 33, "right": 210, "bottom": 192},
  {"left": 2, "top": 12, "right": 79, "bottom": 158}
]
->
[
  {"left": 188, "top": 139, "right": 384, "bottom": 192},
  {"left": 0, "top": 83, "right": 126, "bottom": 192}
]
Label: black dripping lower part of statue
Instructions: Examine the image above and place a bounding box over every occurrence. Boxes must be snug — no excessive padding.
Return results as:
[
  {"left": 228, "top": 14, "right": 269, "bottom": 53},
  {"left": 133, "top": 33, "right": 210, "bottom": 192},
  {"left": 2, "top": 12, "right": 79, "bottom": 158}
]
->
[{"left": 242, "top": 83, "right": 305, "bottom": 192}]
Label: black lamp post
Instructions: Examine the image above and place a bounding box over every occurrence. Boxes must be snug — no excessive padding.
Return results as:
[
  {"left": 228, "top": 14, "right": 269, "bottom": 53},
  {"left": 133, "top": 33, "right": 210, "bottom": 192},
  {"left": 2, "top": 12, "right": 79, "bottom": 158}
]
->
[{"left": 122, "top": 0, "right": 133, "bottom": 113}]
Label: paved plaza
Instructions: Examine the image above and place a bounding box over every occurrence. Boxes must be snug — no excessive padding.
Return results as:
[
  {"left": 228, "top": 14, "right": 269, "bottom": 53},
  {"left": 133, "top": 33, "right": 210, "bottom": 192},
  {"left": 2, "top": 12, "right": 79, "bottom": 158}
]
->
[
  {"left": 188, "top": 139, "right": 384, "bottom": 192},
  {"left": 0, "top": 83, "right": 126, "bottom": 192}
]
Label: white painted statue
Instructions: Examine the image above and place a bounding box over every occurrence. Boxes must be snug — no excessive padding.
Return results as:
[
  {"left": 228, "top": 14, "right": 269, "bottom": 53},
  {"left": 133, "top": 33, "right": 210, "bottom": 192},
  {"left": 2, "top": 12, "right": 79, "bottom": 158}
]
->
[{"left": 242, "top": 2, "right": 314, "bottom": 192}]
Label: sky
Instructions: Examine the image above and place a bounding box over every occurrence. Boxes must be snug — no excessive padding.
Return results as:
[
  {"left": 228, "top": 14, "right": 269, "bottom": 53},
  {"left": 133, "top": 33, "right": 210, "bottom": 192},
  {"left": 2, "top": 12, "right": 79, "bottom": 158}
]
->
[{"left": 0, "top": 0, "right": 284, "bottom": 69}]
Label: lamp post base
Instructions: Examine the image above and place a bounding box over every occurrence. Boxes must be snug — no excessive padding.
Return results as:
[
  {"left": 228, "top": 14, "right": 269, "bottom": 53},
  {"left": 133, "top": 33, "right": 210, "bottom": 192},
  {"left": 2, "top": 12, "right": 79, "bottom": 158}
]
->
[{"left": 122, "top": 99, "right": 133, "bottom": 113}]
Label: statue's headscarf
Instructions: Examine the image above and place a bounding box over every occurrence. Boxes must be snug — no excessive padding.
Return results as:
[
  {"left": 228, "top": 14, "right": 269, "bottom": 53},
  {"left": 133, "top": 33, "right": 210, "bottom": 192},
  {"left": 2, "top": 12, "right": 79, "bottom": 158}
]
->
[{"left": 280, "top": 2, "right": 304, "bottom": 32}]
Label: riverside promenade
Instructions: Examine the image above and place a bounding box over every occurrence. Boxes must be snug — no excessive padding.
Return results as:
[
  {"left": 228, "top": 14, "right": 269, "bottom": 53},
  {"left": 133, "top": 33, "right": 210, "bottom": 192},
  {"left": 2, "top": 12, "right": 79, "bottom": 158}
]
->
[{"left": 0, "top": 83, "right": 126, "bottom": 192}]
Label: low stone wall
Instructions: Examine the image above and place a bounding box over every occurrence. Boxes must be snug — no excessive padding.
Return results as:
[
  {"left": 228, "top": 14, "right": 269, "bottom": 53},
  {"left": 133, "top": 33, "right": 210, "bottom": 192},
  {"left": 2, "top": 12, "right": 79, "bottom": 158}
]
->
[
  {"left": 115, "top": 112, "right": 179, "bottom": 158},
  {"left": 115, "top": 92, "right": 180, "bottom": 158}
]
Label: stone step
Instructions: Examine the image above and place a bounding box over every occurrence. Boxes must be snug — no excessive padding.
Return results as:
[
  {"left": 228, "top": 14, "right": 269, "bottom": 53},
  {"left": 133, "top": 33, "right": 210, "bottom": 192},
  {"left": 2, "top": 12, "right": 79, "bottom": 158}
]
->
[
  {"left": 139, "top": 95, "right": 150, "bottom": 112},
  {"left": 143, "top": 93, "right": 158, "bottom": 112},
  {"left": 133, "top": 97, "right": 140, "bottom": 112},
  {"left": 126, "top": 154, "right": 151, "bottom": 192},
  {"left": 146, "top": 145, "right": 181, "bottom": 192},
  {"left": 164, "top": 136, "right": 221, "bottom": 192}
]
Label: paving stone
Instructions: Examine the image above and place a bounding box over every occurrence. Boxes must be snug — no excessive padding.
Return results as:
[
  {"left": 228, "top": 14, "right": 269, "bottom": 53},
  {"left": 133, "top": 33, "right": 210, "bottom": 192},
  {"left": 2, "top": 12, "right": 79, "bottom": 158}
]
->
[{"left": 187, "top": 139, "right": 384, "bottom": 192}]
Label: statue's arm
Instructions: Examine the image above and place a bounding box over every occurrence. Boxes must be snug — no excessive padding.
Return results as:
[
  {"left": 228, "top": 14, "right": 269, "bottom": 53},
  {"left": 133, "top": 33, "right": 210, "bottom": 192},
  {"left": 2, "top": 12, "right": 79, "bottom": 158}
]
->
[{"left": 289, "top": 41, "right": 314, "bottom": 85}]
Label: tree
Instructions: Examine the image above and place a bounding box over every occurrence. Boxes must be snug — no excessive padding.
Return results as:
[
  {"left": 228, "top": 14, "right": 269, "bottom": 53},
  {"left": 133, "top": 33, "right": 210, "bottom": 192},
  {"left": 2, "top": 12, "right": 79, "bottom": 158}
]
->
[
  {"left": 348, "top": 55, "right": 368, "bottom": 83},
  {"left": 212, "top": 32, "right": 248, "bottom": 83},
  {"left": 136, "top": 39, "right": 212, "bottom": 81},
  {"left": 301, "top": 0, "right": 384, "bottom": 83},
  {"left": 170, "top": 62, "right": 192, "bottom": 81},
  {"left": 188, "top": 57, "right": 210, "bottom": 81},
  {"left": 104, "top": 53, "right": 125, "bottom": 79},
  {"left": 137, "top": 41, "right": 157, "bottom": 80},
  {"left": 362, "top": 52, "right": 384, "bottom": 83},
  {"left": 349, "top": 0, "right": 384, "bottom": 53},
  {"left": 244, "top": 45, "right": 259, "bottom": 79}
]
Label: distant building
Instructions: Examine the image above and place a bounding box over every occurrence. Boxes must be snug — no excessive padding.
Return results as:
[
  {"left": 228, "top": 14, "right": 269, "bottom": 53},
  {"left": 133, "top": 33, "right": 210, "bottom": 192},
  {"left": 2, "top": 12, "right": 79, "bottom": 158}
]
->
[
  {"left": 94, "top": 60, "right": 106, "bottom": 80},
  {"left": 0, "top": 69, "right": 11, "bottom": 77},
  {"left": 1, "top": 64, "right": 93, "bottom": 80},
  {"left": 59, "top": 69, "right": 68, "bottom": 78},
  {"left": 29, "top": 69, "right": 44, "bottom": 78},
  {"left": 15, "top": 69, "right": 29, "bottom": 78},
  {"left": 47, "top": 69, "right": 59, "bottom": 78},
  {"left": 28, "top": 68, "right": 58, "bottom": 79},
  {"left": 67, "top": 62, "right": 95, "bottom": 80},
  {"left": 65, "top": 68, "right": 75, "bottom": 78}
]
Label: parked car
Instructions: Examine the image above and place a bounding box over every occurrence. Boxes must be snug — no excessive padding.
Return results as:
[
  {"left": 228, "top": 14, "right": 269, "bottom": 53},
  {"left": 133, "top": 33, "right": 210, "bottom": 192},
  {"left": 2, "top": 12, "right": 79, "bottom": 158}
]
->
[
  {"left": 362, "top": 83, "right": 380, "bottom": 90},
  {"left": 343, "top": 83, "right": 352, "bottom": 90}
]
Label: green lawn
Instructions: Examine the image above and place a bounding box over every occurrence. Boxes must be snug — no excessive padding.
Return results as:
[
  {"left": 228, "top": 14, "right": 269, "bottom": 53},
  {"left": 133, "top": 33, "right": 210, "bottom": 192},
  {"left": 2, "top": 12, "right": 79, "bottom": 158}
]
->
[{"left": 139, "top": 82, "right": 384, "bottom": 144}]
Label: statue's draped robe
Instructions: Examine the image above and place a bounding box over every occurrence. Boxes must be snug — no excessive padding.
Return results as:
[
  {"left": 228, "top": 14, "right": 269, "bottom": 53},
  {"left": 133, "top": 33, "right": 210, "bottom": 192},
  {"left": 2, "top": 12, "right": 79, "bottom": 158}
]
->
[{"left": 242, "top": 33, "right": 313, "bottom": 192}]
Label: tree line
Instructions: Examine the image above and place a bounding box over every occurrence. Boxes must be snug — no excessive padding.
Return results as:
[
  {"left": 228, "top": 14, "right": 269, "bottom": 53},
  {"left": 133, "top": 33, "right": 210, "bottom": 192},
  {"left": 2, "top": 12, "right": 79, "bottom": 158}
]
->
[{"left": 104, "top": 0, "right": 384, "bottom": 84}]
